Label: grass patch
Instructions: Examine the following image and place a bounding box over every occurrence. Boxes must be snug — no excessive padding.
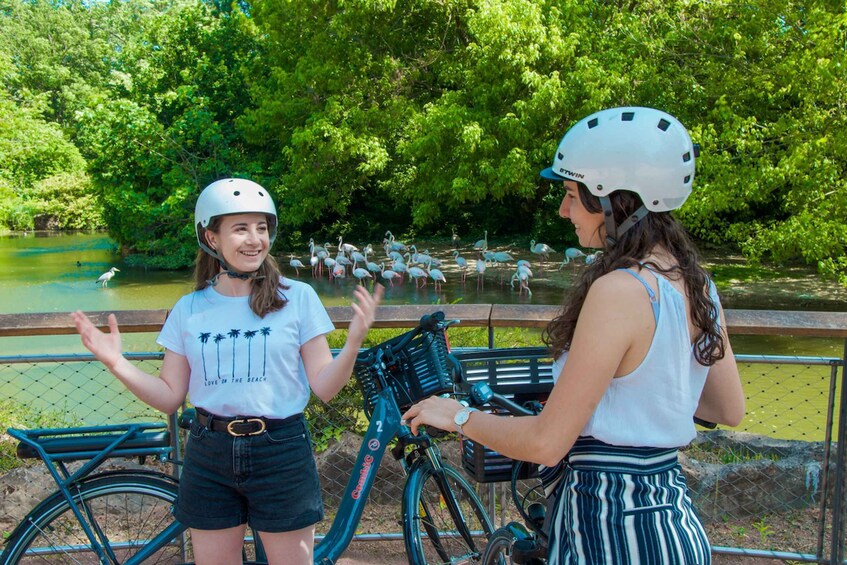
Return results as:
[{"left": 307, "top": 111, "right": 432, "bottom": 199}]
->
[
  {"left": 328, "top": 326, "right": 545, "bottom": 351},
  {"left": 708, "top": 262, "right": 786, "bottom": 286},
  {"left": 683, "top": 441, "right": 781, "bottom": 465},
  {"left": 0, "top": 399, "right": 82, "bottom": 472}
]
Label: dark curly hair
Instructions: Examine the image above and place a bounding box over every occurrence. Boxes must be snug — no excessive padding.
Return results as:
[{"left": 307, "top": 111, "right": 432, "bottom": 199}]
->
[{"left": 541, "top": 183, "right": 725, "bottom": 366}]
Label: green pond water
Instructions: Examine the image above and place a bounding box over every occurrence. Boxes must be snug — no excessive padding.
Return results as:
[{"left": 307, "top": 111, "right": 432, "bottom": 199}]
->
[{"left": 0, "top": 232, "right": 844, "bottom": 440}]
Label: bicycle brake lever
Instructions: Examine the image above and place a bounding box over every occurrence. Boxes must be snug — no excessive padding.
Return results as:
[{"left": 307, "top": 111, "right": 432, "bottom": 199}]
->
[
  {"left": 419, "top": 311, "right": 444, "bottom": 332},
  {"left": 398, "top": 421, "right": 449, "bottom": 441},
  {"left": 524, "top": 400, "right": 545, "bottom": 415}
]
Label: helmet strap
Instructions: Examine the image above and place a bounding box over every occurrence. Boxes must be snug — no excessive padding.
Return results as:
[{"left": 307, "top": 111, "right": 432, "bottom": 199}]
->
[
  {"left": 206, "top": 260, "right": 265, "bottom": 287},
  {"left": 600, "top": 197, "right": 649, "bottom": 246}
]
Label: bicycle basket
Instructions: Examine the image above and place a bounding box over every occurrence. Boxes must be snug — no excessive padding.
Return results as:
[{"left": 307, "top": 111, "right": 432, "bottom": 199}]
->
[
  {"left": 453, "top": 347, "right": 554, "bottom": 483},
  {"left": 354, "top": 322, "right": 454, "bottom": 416}
]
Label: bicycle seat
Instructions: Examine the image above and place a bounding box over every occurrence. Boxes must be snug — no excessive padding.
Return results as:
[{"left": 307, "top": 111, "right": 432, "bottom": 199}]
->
[{"left": 16, "top": 429, "right": 171, "bottom": 461}]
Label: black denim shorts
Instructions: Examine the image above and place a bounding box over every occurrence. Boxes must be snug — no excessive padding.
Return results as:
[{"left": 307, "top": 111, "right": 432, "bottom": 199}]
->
[{"left": 174, "top": 413, "right": 324, "bottom": 532}]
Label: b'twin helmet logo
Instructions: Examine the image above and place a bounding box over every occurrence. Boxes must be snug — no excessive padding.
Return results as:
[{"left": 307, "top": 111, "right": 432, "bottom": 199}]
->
[{"left": 559, "top": 168, "right": 585, "bottom": 179}]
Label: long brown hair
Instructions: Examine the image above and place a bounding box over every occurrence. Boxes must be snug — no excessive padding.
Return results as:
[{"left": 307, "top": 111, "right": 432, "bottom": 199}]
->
[
  {"left": 541, "top": 183, "right": 725, "bottom": 366},
  {"left": 194, "top": 216, "right": 289, "bottom": 318}
]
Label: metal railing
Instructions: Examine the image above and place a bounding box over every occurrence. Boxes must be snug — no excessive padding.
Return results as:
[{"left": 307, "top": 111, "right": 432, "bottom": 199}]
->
[{"left": 1, "top": 305, "right": 846, "bottom": 563}]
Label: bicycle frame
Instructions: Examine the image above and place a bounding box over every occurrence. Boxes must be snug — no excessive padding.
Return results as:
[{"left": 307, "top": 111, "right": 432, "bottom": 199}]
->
[
  {"left": 6, "top": 423, "right": 182, "bottom": 565},
  {"left": 313, "top": 387, "right": 402, "bottom": 564},
  {"left": 7, "top": 313, "right": 461, "bottom": 565},
  {"left": 6, "top": 389, "right": 406, "bottom": 565}
]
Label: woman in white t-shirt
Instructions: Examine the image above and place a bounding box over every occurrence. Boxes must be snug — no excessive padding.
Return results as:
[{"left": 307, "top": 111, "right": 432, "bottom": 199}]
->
[
  {"left": 403, "top": 107, "right": 746, "bottom": 564},
  {"left": 72, "top": 178, "right": 383, "bottom": 565}
]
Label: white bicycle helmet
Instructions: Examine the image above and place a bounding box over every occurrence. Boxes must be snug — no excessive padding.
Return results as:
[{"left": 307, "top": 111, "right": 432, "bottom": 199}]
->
[
  {"left": 540, "top": 106, "right": 697, "bottom": 243},
  {"left": 541, "top": 106, "right": 696, "bottom": 210},
  {"left": 195, "top": 178, "right": 278, "bottom": 261}
]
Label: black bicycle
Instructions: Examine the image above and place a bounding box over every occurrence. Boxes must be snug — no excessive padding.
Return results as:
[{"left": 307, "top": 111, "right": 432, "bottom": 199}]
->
[{"left": 460, "top": 382, "right": 550, "bottom": 565}]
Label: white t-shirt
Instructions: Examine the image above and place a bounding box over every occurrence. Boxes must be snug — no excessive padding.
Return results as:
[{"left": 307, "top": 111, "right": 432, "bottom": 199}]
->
[{"left": 157, "top": 278, "right": 334, "bottom": 418}]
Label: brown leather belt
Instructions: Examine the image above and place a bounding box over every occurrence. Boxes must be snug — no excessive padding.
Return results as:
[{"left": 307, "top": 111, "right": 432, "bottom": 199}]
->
[{"left": 195, "top": 408, "right": 300, "bottom": 437}]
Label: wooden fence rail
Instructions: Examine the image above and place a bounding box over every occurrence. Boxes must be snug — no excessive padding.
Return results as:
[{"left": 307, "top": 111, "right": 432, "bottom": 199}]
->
[{"left": 2, "top": 306, "right": 847, "bottom": 337}]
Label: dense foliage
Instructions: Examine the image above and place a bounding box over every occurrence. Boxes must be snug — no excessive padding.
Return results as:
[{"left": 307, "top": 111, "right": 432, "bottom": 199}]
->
[{"left": 0, "top": 0, "right": 844, "bottom": 283}]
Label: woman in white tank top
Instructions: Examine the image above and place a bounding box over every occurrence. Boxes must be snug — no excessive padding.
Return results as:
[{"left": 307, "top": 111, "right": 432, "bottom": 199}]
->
[{"left": 404, "top": 107, "right": 746, "bottom": 564}]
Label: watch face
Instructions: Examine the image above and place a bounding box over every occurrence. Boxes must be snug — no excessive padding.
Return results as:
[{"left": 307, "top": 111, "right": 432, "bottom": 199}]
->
[{"left": 455, "top": 409, "right": 469, "bottom": 426}]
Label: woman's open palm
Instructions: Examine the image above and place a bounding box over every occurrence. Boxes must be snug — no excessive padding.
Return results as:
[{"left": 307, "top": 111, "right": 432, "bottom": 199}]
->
[{"left": 71, "top": 311, "right": 124, "bottom": 369}]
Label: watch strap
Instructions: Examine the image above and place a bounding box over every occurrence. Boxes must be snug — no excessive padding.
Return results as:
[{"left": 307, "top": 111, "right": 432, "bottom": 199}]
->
[{"left": 456, "top": 407, "right": 478, "bottom": 438}]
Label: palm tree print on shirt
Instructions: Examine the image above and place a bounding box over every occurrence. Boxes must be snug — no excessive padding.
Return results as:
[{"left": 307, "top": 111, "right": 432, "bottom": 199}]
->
[
  {"left": 260, "top": 327, "right": 271, "bottom": 376},
  {"left": 213, "top": 334, "right": 225, "bottom": 379},
  {"left": 198, "top": 333, "right": 211, "bottom": 381},
  {"left": 227, "top": 329, "right": 240, "bottom": 380},
  {"left": 243, "top": 330, "right": 257, "bottom": 378},
  {"left": 197, "top": 328, "right": 271, "bottom": 385}
]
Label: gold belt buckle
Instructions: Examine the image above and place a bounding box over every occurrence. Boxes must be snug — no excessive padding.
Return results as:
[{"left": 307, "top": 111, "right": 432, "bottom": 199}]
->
[{"left": 226, "top": 418, "right": 266, "bottom": 436}]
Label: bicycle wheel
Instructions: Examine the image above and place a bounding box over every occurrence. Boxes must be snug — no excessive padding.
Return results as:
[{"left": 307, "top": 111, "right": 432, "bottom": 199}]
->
[
  {"left": 480, "top": 526, "right": 518, "bottom": 565},
  {"left": 1, "top": 470, "right": 191, "bottom": 565},
  {"left": 403, "top": 461, "right": 494, "bottom": 565}
]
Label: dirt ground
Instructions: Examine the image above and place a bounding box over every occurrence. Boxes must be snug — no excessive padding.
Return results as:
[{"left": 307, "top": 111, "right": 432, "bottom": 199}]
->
[
  {"left": 0, "top": 450, "right": 831, "bottom": 565},
  {"left": 333, "top": 540, "right": 407, "bottom": 564},
  {"left": 333, "top": 539, "right": 798, "bottom": 564},
  {"left": 326, "top": 502, "right": 829, "bottom": 564}
]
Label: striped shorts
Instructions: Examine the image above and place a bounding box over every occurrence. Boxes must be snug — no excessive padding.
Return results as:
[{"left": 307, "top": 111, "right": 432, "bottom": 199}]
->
[{"left": 547, "top": 437, "right": 710, "bottom": 565}]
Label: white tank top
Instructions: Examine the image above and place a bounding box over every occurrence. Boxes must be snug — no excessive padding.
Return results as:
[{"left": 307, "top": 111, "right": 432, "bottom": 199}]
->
[{"left": 551, "top": 270, "right": 720, "bottom": 448}]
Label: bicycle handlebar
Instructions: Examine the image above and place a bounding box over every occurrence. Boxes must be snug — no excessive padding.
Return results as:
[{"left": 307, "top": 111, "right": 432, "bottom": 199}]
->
[
  {"left": 466, "top": 382, "right": 539, "bottom": 417},
  {"left": 419, "top": 311, "right": 444, "bottom": 333},
  {"left": 370, "top": 311, "right": 447, "bottom": 364},
  {"left": 355, "top": 310, "right": 458, "bottom": 424}
]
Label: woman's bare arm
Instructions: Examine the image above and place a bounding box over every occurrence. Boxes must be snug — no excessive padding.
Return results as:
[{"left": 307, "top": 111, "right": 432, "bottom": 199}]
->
[{"left": 72, "top": 311, "right": 190, "bottom": 414}]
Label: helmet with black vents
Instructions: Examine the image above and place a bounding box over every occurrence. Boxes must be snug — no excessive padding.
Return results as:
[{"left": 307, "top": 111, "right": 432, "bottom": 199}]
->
[
  {"left": 540, "top": 106, "right": 697, "bottom": 212},
  {"left": 541, "top": 107, "right": 698, "bottom": 245}
]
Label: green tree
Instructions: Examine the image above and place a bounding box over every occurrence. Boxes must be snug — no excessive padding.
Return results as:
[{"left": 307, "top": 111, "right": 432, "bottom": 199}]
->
[
  {"left": 245, "top": 0, "right": 472, "bottom": 238},
  {"left": 6, "top": 0, "right": 843, "bottom": 283},
  {"left": 0, "top": 91, "right": 100, "bottom": 230},
  {"left": 0, "top": 97, "right": 85, "bottom": 188},
  {"left": 0, "top": 0, "right": 155, "bottom": 133},
  {"left": 0, "top": 0, "right": 124, "bottom": 231},
  {"left": 75, "top": 1, "right": 266, "bottom": 267},
  {"left": 29, "top": 172, "right": 103, "bottom": 229},
  {"left": 249, "top": 0, "right": 846, "bottom": 280},
  {"left": 659, "top": 2, "right": 847, "bottom": 283}
]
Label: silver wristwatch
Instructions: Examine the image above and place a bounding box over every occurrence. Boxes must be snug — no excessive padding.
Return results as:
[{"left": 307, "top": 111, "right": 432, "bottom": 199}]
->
[{"left": 453, "top": 407, "right": 479, "bottom": 436}]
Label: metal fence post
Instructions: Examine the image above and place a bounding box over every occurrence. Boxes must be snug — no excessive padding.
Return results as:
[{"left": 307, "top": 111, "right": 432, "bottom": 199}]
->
[{"left": 830, "top": 338, "right": 847, "bottom": 565}]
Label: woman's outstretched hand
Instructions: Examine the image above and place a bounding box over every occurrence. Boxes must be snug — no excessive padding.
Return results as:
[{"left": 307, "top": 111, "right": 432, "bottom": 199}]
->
[
  {"left": 402, "top": 396, "right": 464, "bottom": 436},
  {"left": 347, "top": 283, "right": 385, "bottom": 345},
  {"left": 71, "top": 311, "right": 124, "bottom": 370}
]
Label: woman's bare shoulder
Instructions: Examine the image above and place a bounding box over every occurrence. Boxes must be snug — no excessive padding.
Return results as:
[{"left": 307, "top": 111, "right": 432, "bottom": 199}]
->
[{"left": 590, "top": 269, "right": 651, "bottom": 298}]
